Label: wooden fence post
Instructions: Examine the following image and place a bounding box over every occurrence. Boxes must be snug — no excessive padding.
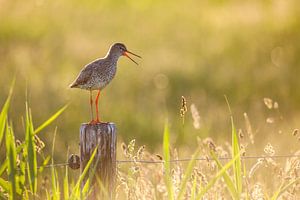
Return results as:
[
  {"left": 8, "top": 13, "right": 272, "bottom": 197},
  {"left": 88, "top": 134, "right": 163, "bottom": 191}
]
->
[{"left": 80, "top": 122, "right": 117, "bottom": 199}]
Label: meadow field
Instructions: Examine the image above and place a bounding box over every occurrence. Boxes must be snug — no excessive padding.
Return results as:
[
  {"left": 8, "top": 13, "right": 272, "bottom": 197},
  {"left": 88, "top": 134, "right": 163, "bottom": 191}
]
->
[{"left": 1, "top": 0, "right": 300, "bottom": 199}]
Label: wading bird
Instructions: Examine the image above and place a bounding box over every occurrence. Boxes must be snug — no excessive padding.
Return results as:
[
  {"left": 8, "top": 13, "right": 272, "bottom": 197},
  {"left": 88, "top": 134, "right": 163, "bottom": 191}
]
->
[{"left": 70, "top": 43, "right": 141, "bottom": 124}]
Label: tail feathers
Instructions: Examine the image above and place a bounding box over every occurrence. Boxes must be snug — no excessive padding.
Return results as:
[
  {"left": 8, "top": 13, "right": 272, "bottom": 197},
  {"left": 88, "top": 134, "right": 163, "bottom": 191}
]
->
[{"left": 69, "top": 82, "right": 78, "bottom": 88}]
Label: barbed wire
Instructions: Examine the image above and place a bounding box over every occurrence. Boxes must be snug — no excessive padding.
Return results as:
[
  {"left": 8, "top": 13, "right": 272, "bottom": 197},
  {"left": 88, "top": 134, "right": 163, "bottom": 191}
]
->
[
  {"left": 37, "top": 162, "right": 69, "bottom": 169},
  {"left": 28, "top": 154, "right": 300, "bottom": 170},
  {"left": 116, "top": 154, "right": 300, "bottom": 164}
]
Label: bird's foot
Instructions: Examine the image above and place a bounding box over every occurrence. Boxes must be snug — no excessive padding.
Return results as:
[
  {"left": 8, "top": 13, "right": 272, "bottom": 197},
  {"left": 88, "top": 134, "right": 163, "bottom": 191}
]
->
[
  {"left": 88, "top": 120, "right": 99, "bottom": 125},
  {"left": 88, "top": 120, "right": 111, "bottom": 125}
]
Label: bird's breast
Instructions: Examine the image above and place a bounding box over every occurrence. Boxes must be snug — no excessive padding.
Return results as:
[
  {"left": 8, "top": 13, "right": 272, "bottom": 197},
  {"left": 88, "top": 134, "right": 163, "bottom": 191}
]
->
[{"left": 91, "top": 65, "right": 117, "bottom": 90}]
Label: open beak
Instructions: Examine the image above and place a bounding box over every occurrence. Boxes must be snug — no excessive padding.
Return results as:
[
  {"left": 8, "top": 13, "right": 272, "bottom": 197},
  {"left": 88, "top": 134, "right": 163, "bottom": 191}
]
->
[{"left": 123, "top": 50, "right": 141, "bottom": 65}]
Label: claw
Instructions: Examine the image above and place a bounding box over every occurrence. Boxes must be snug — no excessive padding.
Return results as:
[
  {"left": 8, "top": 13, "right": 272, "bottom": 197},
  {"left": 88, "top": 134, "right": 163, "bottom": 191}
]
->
[{"left": 88, "top": 120, "right": 98, "bottom": 125}]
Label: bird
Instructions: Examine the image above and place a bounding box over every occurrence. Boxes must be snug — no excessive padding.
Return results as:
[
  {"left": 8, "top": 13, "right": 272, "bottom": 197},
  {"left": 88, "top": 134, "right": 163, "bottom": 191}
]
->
[{"left": 69, "top": 43, "right": 141, "bottom": 124}]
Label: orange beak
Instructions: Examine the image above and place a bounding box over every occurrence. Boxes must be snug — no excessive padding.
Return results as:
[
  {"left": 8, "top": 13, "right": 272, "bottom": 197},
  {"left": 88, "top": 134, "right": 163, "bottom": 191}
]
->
[{"left": 123, "top": 50, "right": 141, "bottom": 65}]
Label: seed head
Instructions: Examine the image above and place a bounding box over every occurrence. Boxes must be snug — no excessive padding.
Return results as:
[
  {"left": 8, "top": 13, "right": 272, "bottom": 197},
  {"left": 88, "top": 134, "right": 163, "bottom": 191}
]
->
[
  {"left": 264, "top": 143, "right": 275, "bottom": 156},
  {"left": 293, "top": 129, "right": 299, "bottom": 136},
  {"left": 180, "top": 96, "right": 188, "bottom": 124},
  {"left": 264, "top": 98, "right": 273, "bottom": 109}
]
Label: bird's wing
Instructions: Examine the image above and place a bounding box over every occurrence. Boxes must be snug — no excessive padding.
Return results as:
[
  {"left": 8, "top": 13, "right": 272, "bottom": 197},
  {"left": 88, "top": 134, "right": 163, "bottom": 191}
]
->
[{"left": 70, "top": 62, "right": 96, "bottom": 88}]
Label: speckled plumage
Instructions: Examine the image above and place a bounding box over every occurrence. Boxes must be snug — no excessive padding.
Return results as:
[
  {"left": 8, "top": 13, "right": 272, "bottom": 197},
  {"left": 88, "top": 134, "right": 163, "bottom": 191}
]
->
[{"left": 70, "top": 43, "right": 124, "bottom": 90}]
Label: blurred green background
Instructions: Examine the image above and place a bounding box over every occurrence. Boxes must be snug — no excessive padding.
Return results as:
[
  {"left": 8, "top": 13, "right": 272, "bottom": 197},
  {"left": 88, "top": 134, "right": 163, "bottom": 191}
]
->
[{"left": 1, "top": 0, "right": 300, "bottom": 160}]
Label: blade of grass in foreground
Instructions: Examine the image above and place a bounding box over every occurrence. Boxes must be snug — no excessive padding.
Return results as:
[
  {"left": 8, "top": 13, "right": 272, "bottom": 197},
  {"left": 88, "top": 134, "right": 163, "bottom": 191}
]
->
[
  {"left": 177, "top": 148, "right": 201, "bottom": 200},
  {"left": 225, "top": 96, "right": 243, "bottom": 197},
  {"left": 25, "top": 103, "right": 37, "bottom": 195},
  {"left": 195, "top": 153, "right": 240, "bottom": 200},
  {"left": 0, "top": 177, "right": 9, "bottom": 192},
  {"left": 6, "top": 123, "right": 18, "bottom": 200},
  {"left": 71, "top": 146, "right": 98, "bottom": 199},
  {"left": 63, "top": 150, "right": 69, "bottom": 200},
  {"left": 0, "top": 80, "right": 14, "bottom": 145},
  {"left": 34, "top": 104, "right": 68, "bottom": 135},
  {"left": 163, "top": 121, "right": 174, "bottom": 200},
  {"left": 0, "top": 160, "right": 7, "bottom": 177},
  {"left": 81, "top": 179, "right": 91, "bottom": 198},
  {"left": 38, "top": 156, "right": 51, "bottom": 173},
  {"left": 231, "top": 117, "right": 242, "bottom": 196},
  {"left": 190, "top": 174, "right": 198, "bottom": 200},
  {"left": 85, "top": 156, "right": 109, "bottom": 199},
  {"left": 211, "top": 151, "right": 239, "bottom": 199},
  {"left": 271, "top": 177, "right": 300, "bottom": 200},
  {"left": 50, "top": 127, "right": 60, "bottom": 200}
]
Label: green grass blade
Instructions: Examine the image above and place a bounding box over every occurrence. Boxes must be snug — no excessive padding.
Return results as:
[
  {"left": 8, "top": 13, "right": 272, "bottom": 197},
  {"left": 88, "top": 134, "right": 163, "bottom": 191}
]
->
[
  {"left": 163, "top": 121, "right": 174, "bottom": 200},
  {"left": 63, "top": 153, "right": 69, "bottom": 200},
  {"left": 211, "top": 151, "right": 239, "bottom": 199},
  {"left": 50, "top": 127, "right": 60, "bottom": 200},
  {"left": 190, "top": 175, "right": 197, "bottom": 200},
  {"left": 231, "top": 117, "right": 242, "bottom": 196},
  {"left": 51, "top": 165, "right": 58, "bottom": 199},
  {"left": 0, "top": 80, "right": 14, "bottom": 145},
  {"left": 177, "top": 148, "right": 200, "bottom": 200},
  {"left": 17, "top": 140, "right": 27, "bottom": 194},
  {"left": 271, "top": 182, "right": 284, "bottom": 200},
  {"left": 25, "top": 103, "right": 37, "bottom": 194},
  {"left": 6, "top": 123, "right": 18, "bottom": 200},
  {"left": 81, "top": 179, "right": 91, "bottom": 199},
  {"left": 271, "top": 177, "right": 300, "bottom": 200},
  {"left": 38, "top": 156, "right": 51, "bottom": 173},
  {"left": 23, "top": 189, "right": 29, "bottom": 200},
  {"left": 34, "top": 104, "right": 68, "bottom": 135},
  {"left": 18, "top": 153, "right": 26, "bottom": 195},
  {"left": 71, "top": 146, "right": 98, "bottom": 198},
  {"left": 55, "top": 170, "right": 60, "bottom": 200},
  {"left": 0, "top": 160, "right": 7, "bottom": 177},
  {"left": 0, "top": 177, "right": 9, "bottom": 192},
  {"left": 224, "top": 95, "right": 243, "bottom": 196},
  {"left": 16, "top": 142, "right": 25, "bottom": 154},
  {"left": 50, "top": 165, "right": 60, "bottom": 200},
  {"left": 63, "top": 169, "right": 69, "bottom": 200},
  {"left": 196, "top": 153, "right": 240, "bottom": 200},
  {"left": 0, "top": 190, "right": 8, "bottom": 199}
]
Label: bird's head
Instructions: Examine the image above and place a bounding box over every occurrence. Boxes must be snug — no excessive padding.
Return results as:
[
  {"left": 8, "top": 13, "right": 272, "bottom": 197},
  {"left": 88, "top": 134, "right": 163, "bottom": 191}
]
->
[{"left": 109, "top": 43, "right": 141, "bottom": 65}]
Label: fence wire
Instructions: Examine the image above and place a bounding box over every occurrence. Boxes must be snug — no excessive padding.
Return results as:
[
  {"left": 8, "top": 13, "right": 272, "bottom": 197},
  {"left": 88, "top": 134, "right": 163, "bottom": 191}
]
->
[{"left": 32, "top": 154, "right": 300, "bottom": 169}]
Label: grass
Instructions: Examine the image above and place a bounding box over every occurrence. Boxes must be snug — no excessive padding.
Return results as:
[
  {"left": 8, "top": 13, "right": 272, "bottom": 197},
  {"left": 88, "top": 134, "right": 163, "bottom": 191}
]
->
[
  {"left": 117, "top": 114, "right": 300, "bottom": 199},
  {"left": 1, "top": 86, "right": 300, "bottom": 199},
  {"left": 163, "top": 120, "right": 174, "bottom": 200}
]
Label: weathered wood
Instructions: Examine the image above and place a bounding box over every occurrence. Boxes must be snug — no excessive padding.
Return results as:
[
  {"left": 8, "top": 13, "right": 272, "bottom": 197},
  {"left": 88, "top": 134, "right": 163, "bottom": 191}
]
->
[{"left": 80, "top": 122, "right": 117, "bottom": 199}]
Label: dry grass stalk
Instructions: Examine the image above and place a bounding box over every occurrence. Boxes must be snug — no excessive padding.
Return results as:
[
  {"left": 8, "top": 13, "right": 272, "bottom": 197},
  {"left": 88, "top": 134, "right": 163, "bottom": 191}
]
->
[
  {"left": 249, "top": 158, "right": 264, "bottom": 179},
  {"left": 190, "top": 103, "right": 201, "bottom": 129},
  {"left": 274, "top": 102, "right": 279, "bottom": 109},
  {"left": 244, "top": 113, "right": 254, "bottom": 144},
  {"left": 203, "top": 137, "right": 217, "bottom": 152},
  {"left": 250, "top": 183, "right": 265, "bottom": 200},
  {"left": 116, "top": 135, "right": 300, "bottom": 199},
  {"left": 264, "top": 98, "right": 273, "bottom": 109}
]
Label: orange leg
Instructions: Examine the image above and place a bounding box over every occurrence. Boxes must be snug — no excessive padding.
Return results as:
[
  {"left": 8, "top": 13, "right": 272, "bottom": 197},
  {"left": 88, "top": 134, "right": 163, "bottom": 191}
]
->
[
  {"left": 95, "top": 90, "right": 101, "bottom": 122},
  {"left": 89, "top": 90, "right": 96, "bottom": 124}
]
